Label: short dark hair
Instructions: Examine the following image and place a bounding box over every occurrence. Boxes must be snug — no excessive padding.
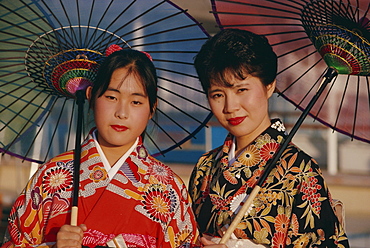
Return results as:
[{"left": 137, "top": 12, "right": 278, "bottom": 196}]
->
[
  {"left": 90, "top": 49, "right": 157, "bottom": 114},
  {"left": 194, "top": 28, "right": 277, "bottom": 94}
]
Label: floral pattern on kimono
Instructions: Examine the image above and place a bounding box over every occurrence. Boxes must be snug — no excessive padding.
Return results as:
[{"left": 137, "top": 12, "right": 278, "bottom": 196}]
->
[
  {"left": 2, "top": 129, "right": 199, "bottom": 248},
  {"left": 189, "top": 119, "right": 349, "bottom": 248}
]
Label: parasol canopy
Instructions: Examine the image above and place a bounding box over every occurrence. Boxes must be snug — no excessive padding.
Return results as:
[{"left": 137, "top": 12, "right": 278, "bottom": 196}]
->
[
  {"left": 211, "top": 0, "right": 370, "bottom": 144},
  {"left": 0, "top": 0, "right": 212, "bottom": 164}
]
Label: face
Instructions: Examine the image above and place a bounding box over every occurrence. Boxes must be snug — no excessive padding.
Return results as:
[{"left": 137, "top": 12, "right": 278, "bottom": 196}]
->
[
  {"left": 86, "top": 67, "right": 152, "bottom": 155},
  {"left": 208, "top": 75, "right": 275, "bottom": 150}
]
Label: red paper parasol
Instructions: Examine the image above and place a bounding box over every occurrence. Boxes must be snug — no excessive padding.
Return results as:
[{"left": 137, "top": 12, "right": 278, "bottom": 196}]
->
[{"left": 212, "top": 0, "right": 370, "bottom": 144}]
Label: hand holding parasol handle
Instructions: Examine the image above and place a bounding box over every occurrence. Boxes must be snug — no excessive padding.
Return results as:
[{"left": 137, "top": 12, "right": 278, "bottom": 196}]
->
[
  {"left": 219, "top": 68, "right": 338, "bottom": 244},
  {"left": 71, "top": 90, "right": 85, "bottom": 226}
]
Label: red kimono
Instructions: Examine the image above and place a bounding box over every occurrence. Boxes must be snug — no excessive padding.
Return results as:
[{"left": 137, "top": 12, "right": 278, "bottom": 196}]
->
[{"left": 2, "top": 130, "right": 199, "bottom": 248}]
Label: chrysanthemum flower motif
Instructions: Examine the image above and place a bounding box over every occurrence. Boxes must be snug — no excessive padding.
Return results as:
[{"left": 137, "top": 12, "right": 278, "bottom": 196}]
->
[
  {"left": 89, "top": 166, "right": 108, "bottom": 183},
  {"left": 260, "top": 142, "right": 279, "bottom": 161},
  {"left": 230, "top": 193, "right": 246, "bottom": 213},
  {"left": 275, "top": 213, "right": 290, "bottom": 233},
  {"left": 223, "top": 170, "right": 239, "bottom": 184},
  {"left": 272, "top": 231, "right": 286, "bottom": 247},
  {"left": 238, "top": 145, "right": 261, "bottom": 167},
  {"left": 43, "top": 167, "right": 73, "bottom": 195},
  {"left": 175, "top": 228, "right": 192, "bottom": 246},
  {"left": 142, "top": 188, "right": 173, "bottom": 224},
  {"left": 230, "top": 193, "right": 253, "bottom": 215},
  {"left": 148, "top": 163, "right": 172, "bottom": 184}
]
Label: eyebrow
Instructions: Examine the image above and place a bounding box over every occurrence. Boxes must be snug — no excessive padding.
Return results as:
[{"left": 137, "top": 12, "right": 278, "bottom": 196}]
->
[
  {"left": 106, "top": 87, "right": 147, "bottom": 97},
  {"left": 232, "top": 82, "right": 250, "bottom": 88},
  {"left": 208, "top": 88, "right": 223, "bottom": 94},
  {"left": 208, "top": 82, "right": 250, "bottom": 93}
]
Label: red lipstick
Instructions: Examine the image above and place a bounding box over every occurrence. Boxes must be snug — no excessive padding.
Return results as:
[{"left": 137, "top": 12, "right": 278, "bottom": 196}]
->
[
  {"left": 111, "top": 125, "right": 128, "bottom": 132},
  {"left": 227, "top": 117, "right": 246, "bottom": 126}
]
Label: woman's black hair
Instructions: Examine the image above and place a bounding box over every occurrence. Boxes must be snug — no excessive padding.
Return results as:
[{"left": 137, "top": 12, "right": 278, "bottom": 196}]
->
[{"left": 194, "top": 28, "right": 277, "bottom": 94}]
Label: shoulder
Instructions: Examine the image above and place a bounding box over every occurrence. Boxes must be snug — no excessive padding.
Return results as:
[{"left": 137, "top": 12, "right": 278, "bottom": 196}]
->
[
  {"left": 280, "top": 141, "right": 313, "bottom": 160},
  {"left": 31, "top": 150, "right": 74, "bottom": 174},
  {"left": 281, "top": 142, "right": 320, "bottom": 171},
  {"left": 197, "top": 146, "right": 223, "bottom": 165}
]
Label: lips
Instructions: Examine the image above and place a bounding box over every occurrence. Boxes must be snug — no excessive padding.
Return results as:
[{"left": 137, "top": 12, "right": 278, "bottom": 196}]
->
[
  {"left": 111, "top": 125, "right": 128, "bottom": 132},
  {"left": 227, "top": 116, "right": 246, "bottom": 126}
]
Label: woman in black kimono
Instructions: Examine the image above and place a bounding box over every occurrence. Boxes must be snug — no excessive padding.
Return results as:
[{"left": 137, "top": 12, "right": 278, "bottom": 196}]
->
[{"left": 189, "top": 28, "right": 349, "bottom": 248}]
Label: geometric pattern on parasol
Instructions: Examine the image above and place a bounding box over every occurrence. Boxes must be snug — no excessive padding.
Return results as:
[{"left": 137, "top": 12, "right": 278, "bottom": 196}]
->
[
  {"left": 0, "top": 0, "right": 212, "bottom": 164},
  {"left": 212, "top": 0, "right": 370, "bottom": 143}
]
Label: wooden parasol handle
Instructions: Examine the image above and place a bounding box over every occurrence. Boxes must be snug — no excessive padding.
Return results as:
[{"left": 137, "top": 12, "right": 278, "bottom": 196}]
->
[
  {"left": 219, "top": 186, "right": 260, "bottom": 244},
  {"left": 70, "top": 206, "right": 78, "bottom": 226}
]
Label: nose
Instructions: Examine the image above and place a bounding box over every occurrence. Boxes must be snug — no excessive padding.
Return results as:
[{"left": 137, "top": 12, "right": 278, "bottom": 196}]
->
[
  {"left": 223, "top": 95, "right": 239, "bottom": 114},
  {"left": 115, "top": 103, "right": 128, "bottom": 119}
]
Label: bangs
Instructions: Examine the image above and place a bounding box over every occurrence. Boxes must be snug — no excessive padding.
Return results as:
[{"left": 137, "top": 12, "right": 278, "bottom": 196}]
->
[{"left": 209, "top": 66, "right": 253, "bottom": 87}]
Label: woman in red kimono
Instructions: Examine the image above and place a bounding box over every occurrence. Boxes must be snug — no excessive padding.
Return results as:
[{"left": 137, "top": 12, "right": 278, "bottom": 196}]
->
[
  {"left": 2, "top": 47, "right": 199, "bottom": 248},
  {"left": 188, "top": 29, "right": 349, "bottom": 247}
]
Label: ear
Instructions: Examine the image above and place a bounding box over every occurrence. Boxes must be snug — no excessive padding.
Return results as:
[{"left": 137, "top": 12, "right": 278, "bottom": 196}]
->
[
  {"left": 85, "top": 86, "right": 94, "bottom": 109},
  {"left": 86, "top": 86, "right": 92, "bottom": 101},
  {"left": 266, "top": 80, "right": 276, "bottom": 99}
]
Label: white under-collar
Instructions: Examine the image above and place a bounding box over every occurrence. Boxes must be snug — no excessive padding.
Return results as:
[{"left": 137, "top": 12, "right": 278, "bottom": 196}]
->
[
  {"left": 92, "top": 130, "right": 139, "bottom": 179},
  {"left": 228, "top": 136, "right": 237, "bottom": 166}
]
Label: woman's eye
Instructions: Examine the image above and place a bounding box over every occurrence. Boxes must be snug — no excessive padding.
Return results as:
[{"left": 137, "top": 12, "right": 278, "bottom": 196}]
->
[
  {"left": 105, "top": 95, "right": 116, "bottom": 100},
  {"left": 238, "top": 88, "right": 248, "bottom": 93},
  {"left": 210, "top": 93, "right": 222, "bottom": 99}
]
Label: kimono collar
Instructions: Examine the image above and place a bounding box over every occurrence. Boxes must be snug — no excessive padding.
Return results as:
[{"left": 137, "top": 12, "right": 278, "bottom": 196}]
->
[
  {"left": 221, "top": 119, "right": 287, "bottom": 167},
  {"left": 91, "top": 128, "right": 139, "bottom": 179}
]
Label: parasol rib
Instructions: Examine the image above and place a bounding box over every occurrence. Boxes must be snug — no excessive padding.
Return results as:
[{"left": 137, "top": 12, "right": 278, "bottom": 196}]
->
[
  {"left": 157, "top": 68, "right": 198, "bottom": 79},
  {"left": 90, "top": 1, "right": 165, "bottom": 50},
  {"left": 214, "top": 0, "right": 305, "bottom": 13},
  {"left": 158, "top": 76, "right": 206, "bottom": 94},
  {"left": 279, "top": 59, "right": 323, "bottom": 95},
  {"left": 157, "top": 96, "right": 205, "bottom": 125},
  {"left": 43, "top": 98, "right": 70, "bottom": 162},
  {"left": 125, "top": 23, "right": 200, "bottom": 44},
  {"left": 158, "top": 85, "right": 210, "bottom": 111},
  {"left": 2, "top": 92, "right": 51, "bottom": 155},
  {"left": 156, "top": 108, "right": 192, "bottom": 135},
  {"left": 84, "top": 0, "right": 118, "bottom": 48},
  {"left": 23, "top": 96, "right": 59, "bottom": 160},
  {"left": 118, "top": 11, "right": 190, "bottom": 39}
]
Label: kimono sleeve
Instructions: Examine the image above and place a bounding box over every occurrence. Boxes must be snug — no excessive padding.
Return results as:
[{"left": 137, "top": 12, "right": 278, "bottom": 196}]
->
[
  {"left": 2, "top": 159, "right": 71, "bottom": 248},
  {"left": 287, "top": 156, "right": 349, "bottom": 247}
]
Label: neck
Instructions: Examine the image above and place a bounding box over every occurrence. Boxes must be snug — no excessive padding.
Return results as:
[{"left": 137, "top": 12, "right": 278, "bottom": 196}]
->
[
  {"left": 102, "top": 146, "right": 127, "bottom": 166},
  {"left": 235, "top": 118, "right": 271, "bottom": 155}
]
